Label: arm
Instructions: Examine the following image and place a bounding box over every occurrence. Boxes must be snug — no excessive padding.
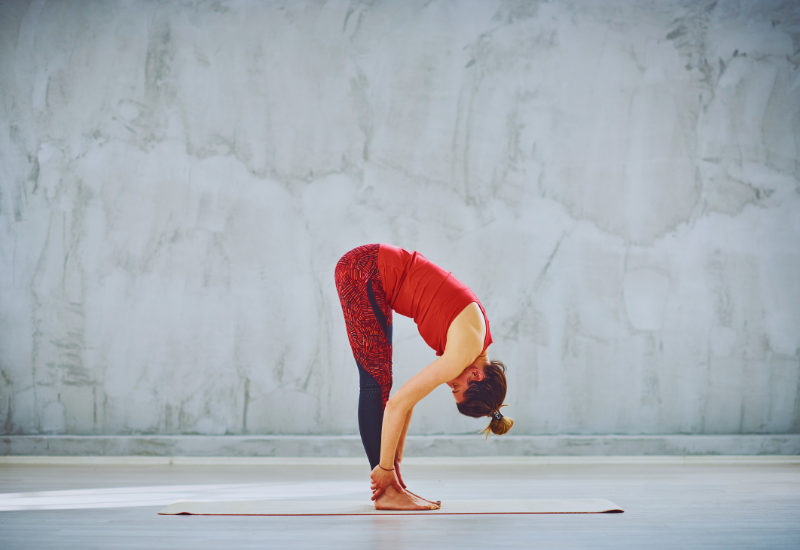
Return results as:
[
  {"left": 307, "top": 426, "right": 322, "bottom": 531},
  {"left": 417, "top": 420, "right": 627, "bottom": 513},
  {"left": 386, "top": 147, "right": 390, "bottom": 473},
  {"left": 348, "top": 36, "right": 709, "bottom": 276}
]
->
[
  {"left": 377, "top": 355, "right": 463, "bottom": 469},
  {"left": 394, "top": 407, "right": 413, "bottom": 488},
  {"left": 370, "top": 306, "right": 484, "bottom": 499},
  {"left": 396, "top": 407, "right": 413, "bottom": 460}
]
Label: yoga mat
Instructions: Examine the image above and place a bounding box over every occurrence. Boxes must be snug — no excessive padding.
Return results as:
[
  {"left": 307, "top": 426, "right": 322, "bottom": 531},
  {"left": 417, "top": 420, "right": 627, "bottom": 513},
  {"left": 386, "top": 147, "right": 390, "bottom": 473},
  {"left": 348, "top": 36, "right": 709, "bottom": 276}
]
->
[{"left": 158, "top": 498, "right": 624, "bottom": 515}]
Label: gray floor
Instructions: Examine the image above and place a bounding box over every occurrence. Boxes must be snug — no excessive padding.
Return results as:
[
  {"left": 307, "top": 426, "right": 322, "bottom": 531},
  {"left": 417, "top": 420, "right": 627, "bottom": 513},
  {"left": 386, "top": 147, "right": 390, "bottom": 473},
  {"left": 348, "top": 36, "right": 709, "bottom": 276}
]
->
[{"left": 1, "top": 460, "right": 799, "bottom": 549}]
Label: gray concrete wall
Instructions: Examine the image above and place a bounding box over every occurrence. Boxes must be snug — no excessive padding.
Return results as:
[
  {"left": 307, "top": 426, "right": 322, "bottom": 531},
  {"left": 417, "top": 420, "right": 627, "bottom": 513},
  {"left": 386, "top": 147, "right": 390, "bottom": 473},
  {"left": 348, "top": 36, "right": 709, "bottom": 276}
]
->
[{"left": 1, "top": 0, "right": 798, "bottom": 439}]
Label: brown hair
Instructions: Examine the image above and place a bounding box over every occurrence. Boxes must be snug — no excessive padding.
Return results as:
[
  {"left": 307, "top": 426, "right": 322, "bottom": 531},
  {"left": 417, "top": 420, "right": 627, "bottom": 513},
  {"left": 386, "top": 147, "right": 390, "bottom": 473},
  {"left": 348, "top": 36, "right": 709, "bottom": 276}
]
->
[{"left": 456, "top": 359, "right": 514, "bottom": 437}]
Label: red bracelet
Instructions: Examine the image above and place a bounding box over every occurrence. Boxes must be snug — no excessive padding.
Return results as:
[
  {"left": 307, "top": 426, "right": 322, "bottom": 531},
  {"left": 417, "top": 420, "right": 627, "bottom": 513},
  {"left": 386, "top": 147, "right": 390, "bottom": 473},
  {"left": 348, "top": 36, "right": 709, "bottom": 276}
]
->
[{"left": 378, "top": 464, "right": 394, "bottom": 472}]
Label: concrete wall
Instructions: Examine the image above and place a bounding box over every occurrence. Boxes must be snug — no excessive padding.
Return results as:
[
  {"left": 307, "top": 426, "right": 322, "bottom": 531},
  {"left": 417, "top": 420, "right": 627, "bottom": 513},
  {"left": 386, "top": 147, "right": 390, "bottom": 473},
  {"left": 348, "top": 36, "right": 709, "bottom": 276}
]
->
[{"left": 1, "top": 0, "right": 798, "bottom": 439}]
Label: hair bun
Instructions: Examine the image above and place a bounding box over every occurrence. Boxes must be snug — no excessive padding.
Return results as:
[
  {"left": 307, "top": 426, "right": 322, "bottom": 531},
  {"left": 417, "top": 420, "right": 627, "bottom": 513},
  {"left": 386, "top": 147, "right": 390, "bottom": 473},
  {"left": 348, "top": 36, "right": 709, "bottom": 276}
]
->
[{"left": 481, "top": 405, "right": 513, "bottom": 438}]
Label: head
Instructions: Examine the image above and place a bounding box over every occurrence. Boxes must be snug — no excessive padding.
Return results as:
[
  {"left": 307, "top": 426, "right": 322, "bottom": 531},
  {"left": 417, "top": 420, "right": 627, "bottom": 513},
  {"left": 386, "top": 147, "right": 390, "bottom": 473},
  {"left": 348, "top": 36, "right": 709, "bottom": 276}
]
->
[{"left": 450, "top": 358, "right": 514, "bottom": 437}]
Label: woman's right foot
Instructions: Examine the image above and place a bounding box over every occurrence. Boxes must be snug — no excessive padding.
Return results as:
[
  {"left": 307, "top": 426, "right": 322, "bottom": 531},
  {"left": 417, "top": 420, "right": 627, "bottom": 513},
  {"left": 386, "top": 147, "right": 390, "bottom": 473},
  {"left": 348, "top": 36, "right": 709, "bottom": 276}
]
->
[
  {"left": 374, "top": 485, "right": 440, "bottom": 510},
  {"left": 405, "top": 489, "right": 441, "bottom": 507}
]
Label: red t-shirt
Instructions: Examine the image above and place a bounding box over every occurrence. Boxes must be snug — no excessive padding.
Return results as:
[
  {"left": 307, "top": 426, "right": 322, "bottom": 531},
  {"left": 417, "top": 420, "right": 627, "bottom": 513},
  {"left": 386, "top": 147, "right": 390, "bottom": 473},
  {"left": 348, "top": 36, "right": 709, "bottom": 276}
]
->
[{"left": 377, "top": 244, "right": 492, "bottom": 356}]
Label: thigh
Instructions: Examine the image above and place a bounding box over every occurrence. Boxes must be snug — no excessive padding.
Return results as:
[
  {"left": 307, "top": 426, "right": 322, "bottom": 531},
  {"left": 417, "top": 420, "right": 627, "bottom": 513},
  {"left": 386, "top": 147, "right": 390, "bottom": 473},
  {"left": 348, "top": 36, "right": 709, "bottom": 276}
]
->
[{"left": 335, "top": 244, "right": 393, "bottom": 405}]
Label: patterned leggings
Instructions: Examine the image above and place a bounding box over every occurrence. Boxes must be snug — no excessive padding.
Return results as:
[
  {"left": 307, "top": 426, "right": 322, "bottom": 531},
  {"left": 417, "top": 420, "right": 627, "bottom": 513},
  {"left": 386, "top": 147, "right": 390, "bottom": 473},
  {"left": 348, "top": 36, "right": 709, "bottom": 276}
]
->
[{"left": 334, "top": 244, "right": 393, "bottom": 469}]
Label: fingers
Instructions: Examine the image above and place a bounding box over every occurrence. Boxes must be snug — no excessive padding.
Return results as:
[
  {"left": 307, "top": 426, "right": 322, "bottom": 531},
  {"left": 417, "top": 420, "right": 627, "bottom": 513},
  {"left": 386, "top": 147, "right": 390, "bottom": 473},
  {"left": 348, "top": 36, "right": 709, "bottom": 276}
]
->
[
  {"left": 369, "top": 464, "right": 403, "bottom": 501},
  {"left": 369, "top": 478, "right": 386, "bottom": 501}
]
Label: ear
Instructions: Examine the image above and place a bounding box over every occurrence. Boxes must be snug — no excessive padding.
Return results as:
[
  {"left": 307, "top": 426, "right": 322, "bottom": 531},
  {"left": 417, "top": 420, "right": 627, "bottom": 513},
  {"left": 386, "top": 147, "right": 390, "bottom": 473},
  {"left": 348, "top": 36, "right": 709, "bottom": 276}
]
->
[{"left": 472, "top": 367, "right": 485, "bottom": 382}]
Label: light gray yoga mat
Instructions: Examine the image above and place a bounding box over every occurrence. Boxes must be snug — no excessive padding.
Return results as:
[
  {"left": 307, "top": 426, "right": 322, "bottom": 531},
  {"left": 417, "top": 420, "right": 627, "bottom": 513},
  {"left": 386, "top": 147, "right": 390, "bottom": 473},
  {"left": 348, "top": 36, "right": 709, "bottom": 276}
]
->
[{"left": 158, "top": 498, "right": 624, "bottom": 515}]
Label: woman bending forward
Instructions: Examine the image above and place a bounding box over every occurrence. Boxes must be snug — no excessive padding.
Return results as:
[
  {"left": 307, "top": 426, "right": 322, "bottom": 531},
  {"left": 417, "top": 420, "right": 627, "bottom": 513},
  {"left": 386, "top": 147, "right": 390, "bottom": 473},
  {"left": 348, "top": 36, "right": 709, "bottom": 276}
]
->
[{"left": 334, "top": 244, "right": 513, "bottom": 510}]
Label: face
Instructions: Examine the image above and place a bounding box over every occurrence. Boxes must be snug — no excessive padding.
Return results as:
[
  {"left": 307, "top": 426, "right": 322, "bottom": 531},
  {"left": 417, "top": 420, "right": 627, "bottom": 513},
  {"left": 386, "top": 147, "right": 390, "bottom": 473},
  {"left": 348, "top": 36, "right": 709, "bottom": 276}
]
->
[{"left": 447, "top": 357, "right": 487, "bottom": 404}]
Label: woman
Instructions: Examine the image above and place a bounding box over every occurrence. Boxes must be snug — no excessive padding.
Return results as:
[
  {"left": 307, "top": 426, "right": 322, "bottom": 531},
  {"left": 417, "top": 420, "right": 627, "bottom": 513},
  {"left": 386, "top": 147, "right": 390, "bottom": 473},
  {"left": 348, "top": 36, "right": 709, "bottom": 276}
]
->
[{"left": 334, "top": 243, "right": 513, "bottom": 510}]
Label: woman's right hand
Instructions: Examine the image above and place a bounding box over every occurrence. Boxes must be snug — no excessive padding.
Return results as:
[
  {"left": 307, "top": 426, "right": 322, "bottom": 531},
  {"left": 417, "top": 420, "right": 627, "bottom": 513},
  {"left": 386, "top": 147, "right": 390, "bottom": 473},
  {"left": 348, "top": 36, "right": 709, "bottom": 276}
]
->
[
  {"left": 369, "top": 464, "right": 404, "bottom": 500},
  {"left": 394, "top": 456, "right": 407, "bottom": 489}
]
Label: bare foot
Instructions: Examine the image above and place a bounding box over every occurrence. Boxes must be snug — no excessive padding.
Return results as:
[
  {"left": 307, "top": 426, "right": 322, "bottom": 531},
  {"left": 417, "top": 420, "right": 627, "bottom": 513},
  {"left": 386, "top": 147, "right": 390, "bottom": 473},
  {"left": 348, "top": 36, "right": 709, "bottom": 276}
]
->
[
  {"left": 405, "top": 489, "right": 441, "bottom": 507},
  {"left": 374, "top": 485, "right": 440, "bottom": 510}
]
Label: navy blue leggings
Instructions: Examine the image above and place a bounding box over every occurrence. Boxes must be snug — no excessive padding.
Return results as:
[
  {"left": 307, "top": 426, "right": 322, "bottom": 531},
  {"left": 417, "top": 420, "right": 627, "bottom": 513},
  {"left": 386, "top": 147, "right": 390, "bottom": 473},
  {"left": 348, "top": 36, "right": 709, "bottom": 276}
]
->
[{"left": 334, "top": 244, "right": 394, "bottom": 469}]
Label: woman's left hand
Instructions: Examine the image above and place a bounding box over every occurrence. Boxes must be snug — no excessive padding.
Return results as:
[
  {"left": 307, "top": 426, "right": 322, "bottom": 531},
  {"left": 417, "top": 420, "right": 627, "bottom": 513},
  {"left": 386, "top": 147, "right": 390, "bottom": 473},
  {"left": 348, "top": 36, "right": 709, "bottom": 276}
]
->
[{"left": 369, "top": 465, "right": 404, "bottom": 500}]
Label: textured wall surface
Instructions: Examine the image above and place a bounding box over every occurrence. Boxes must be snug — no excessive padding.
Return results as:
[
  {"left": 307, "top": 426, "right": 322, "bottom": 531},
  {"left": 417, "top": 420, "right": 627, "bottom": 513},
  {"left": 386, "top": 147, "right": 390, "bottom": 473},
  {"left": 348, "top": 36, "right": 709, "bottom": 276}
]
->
[{"left": 1, "top": 0, "right": 799, "bottom": 438}]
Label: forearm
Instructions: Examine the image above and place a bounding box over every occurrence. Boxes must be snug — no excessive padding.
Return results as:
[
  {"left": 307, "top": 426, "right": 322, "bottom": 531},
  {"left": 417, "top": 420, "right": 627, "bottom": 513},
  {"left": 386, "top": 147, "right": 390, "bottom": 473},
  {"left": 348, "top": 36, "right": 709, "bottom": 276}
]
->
[
  {"left": 378, "top": 400, "right": 407, "bottom": 469},
  {"left": 377, "top": 354, "right": 469, "bottom": 470},
  {"left": 395, "top": 407, "right": 413, "bottom": 461}
]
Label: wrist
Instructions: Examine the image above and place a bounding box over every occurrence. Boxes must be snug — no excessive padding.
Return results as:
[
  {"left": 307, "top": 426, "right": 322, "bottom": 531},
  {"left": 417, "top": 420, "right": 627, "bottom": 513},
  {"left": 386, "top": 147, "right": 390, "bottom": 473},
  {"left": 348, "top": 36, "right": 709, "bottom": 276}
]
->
[{"left": 378, "top": 464, "right": 394, "bottom": 472}]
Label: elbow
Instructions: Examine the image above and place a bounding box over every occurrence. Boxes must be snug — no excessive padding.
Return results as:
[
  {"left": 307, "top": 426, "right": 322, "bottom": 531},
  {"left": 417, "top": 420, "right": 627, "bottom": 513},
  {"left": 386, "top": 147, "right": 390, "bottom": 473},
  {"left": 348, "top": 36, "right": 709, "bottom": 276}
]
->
[{"left": 384, "top": 397, "right": 408, "bottom": 416}]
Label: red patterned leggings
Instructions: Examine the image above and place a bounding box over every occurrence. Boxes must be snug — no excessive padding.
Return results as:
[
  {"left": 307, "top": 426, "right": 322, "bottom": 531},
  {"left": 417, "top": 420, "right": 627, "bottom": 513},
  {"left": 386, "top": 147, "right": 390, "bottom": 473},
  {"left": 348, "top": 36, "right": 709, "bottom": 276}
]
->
[{"left": 334, "top": 244, "right": 393, "bottom": 469}]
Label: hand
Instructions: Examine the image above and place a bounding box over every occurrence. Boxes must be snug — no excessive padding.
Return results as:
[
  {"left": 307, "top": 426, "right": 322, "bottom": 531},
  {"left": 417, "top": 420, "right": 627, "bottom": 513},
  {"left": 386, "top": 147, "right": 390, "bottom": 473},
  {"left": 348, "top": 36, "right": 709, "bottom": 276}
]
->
[
  {"left": 369, "top": 464, "right": 404, "bottom": 501},
  {"left": 394, "top": 456, "right": 406, "bottom": 489}
]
